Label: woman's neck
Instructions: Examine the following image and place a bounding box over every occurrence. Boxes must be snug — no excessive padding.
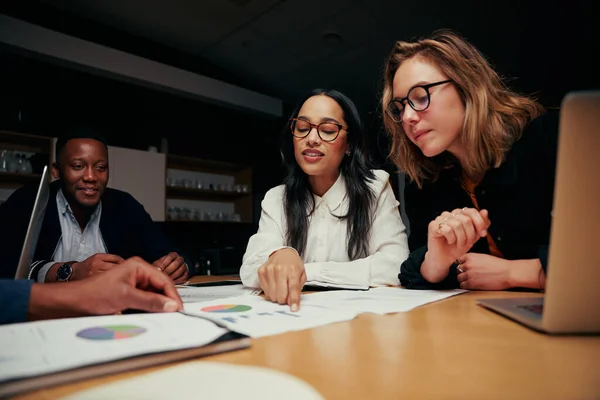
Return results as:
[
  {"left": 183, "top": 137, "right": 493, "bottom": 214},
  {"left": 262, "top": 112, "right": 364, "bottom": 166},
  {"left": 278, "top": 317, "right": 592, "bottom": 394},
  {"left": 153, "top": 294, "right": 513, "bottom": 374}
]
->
[
  {"left": 308, "top": 171, "right": 340, "bottom": 197},
  {"left": 449, "top": 141, "right": 485, "bottom": 182},
  {"left": 461, "top": 168, "right": 485, "bottom": 184}
]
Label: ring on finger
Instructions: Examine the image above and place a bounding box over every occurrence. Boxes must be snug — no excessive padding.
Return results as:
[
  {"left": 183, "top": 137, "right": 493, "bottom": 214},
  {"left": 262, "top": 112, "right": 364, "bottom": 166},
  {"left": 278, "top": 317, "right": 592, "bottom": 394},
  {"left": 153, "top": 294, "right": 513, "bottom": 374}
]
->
[
  {"left": 453, "top": 208, "right": 466, "bottom": 217},
  {"left": 457, "top": 266, "right": 465, "bottom": 274}
]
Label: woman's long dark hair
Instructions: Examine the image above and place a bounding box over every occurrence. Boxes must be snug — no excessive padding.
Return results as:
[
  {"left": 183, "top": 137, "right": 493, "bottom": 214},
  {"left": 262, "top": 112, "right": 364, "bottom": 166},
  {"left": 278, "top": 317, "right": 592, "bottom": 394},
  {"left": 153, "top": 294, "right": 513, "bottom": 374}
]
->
[{"left": 280, "top": 89, "right": 376, "bottom": 259}]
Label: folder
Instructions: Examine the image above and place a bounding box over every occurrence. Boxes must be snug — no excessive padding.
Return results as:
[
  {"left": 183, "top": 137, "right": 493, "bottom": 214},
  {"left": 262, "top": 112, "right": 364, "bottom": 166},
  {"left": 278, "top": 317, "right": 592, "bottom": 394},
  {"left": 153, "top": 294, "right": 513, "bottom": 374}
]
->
[{"left": 0, "top": 314, "right": 250, "bottom": 398}]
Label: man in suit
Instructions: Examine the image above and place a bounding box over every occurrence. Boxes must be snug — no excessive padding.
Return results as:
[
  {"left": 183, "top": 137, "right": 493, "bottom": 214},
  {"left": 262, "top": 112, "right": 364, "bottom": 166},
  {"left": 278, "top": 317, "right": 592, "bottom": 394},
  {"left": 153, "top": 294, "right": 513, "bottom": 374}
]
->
[{"left": 0, "top": 131, "right": 190, "bottom": 283}]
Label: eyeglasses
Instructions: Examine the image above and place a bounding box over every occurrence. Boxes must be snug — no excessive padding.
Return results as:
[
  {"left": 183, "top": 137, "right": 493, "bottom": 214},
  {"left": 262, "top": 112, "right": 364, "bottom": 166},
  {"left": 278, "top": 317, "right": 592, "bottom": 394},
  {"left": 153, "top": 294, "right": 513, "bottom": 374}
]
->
[
  {"left": 290, "top": 118, "right": 346, "bottom": 142},
  {"left": 386, "top": 79, "right": 452, "bottom": 123}
]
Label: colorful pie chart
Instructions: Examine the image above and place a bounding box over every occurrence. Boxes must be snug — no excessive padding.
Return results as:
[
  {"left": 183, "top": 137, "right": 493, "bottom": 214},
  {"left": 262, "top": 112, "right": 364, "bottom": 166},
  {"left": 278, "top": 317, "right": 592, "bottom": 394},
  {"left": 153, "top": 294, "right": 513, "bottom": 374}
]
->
[
  {"left": 201, "top": 304, "right": 252, "bottom": 313},
  {"left": 76, "top": 325, "right": 147, "bottom": 341}
]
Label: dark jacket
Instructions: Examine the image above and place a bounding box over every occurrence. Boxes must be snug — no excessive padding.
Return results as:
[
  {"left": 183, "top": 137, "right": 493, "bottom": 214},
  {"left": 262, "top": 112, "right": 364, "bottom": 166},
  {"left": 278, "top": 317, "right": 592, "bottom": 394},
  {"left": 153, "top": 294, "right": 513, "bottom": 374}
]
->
[
  {"left": 0, "top": 279, "right": 32, "bottom": 324},
  {"left": 0, "top": 180, "right": 189, "bottom": 280},
  {"left": 400, "top": 111, "right": 559, "bottom": 289}
]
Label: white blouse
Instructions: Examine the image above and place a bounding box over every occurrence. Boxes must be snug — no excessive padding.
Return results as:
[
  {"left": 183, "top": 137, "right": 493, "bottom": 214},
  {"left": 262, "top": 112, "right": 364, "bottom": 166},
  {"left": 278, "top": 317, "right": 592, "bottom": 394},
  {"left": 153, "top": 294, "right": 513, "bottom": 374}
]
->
[{"left": 240, "top": 169, "right": 409, "bottom": 288}]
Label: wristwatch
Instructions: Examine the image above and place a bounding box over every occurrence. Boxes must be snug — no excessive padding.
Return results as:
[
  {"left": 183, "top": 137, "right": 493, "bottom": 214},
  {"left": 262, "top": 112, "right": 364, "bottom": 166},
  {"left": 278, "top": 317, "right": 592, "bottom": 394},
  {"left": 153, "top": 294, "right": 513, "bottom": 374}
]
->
[{"left": 56, "top": 263, "right": 73, "bottom": 282}]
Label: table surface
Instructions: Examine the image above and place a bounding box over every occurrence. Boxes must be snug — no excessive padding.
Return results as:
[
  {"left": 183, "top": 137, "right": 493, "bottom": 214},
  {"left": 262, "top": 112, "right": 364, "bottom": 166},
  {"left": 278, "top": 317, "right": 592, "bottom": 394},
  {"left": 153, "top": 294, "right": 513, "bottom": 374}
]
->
[{"left": 16, "top": 276, "right": 600, "bottom": 399}]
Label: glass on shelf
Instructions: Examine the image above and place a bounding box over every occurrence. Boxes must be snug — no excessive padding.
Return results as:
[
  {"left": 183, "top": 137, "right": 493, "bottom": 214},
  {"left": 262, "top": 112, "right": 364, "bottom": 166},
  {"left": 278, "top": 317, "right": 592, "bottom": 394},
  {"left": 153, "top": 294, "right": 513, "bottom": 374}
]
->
[
  {"left": 24, "top": 154, "right": 33, "bottom": 174},
  {"left": 0, "top": 151, "right": 36, "bottom": 174},
  {"left": 167, "top": 206, "right": 176, "bottom": 220},
  {"left": 203, "top": 211, "right": 215, "bottom": 221},
  {"left": 0, "top": 149, "right": 9, "bottom": 172},
  {"left": 192, "top": 209, "right": 202, "bottom": 220},
  {"left": 166, "top": 209, "right": 243, "bottom": 223},
  {"left": 234, "top": 184, "right": 250, "bottom": 193},
  {"left": 7, "top": 151, "right": 18, "bottom": 173},
  {"left": 17, "top": 153, "right": 33, "bottom": 174}
]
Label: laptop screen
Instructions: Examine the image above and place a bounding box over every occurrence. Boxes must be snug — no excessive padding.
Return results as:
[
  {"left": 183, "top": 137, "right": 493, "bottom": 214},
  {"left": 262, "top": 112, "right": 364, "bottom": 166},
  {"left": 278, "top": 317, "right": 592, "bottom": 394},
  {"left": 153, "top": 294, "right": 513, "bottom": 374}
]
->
[{"left": 15, "top": 165, "right": 50, "bottom": 280}]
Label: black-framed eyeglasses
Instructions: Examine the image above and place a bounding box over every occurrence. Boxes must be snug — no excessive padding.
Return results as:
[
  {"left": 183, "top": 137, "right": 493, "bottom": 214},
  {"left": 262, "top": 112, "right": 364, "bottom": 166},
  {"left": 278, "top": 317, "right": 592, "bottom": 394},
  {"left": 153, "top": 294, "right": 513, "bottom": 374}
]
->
[
  {"left": 386, "top": 79, "right": 452, "bottom": 123},
  {"left": 289, "top": 118, "right": 346, "bottom": 142}
]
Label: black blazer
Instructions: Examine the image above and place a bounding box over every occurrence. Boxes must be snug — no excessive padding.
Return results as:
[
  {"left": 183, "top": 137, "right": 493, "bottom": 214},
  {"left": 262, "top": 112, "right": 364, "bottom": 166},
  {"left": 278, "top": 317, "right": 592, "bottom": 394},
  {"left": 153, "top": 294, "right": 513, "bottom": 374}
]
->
[
  {"left": 0, "top": 179, "right": 190, "bottom": 280},
  {"left": 400, "top": 111, "right": 559, "bottom": 289}
]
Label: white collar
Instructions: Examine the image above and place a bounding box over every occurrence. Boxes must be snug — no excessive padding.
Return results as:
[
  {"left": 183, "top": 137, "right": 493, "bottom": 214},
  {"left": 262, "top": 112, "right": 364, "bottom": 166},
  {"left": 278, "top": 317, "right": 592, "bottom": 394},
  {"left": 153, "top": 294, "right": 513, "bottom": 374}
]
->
[{"left": 313, "top": 172, "right": 347, "bottom": 213}]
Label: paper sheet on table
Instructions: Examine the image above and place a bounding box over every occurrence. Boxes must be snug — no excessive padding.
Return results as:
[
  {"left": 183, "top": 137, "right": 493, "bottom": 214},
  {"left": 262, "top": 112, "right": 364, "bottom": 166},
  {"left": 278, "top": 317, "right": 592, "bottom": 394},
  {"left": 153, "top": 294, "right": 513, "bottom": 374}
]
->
[
  {"left": 0, "top": 313, "right": 228, "bottom": 383},
  {"left": 183, "top": 295, "right": 358, "bottom": 338},
  {"left": 177, "top": 284, "right": 261, "bottom": 303},
  {"left": 301, "top": 287, "right": 467, "bottom": 314},
  {"left": 304, "top": 280, "right": 369, "bottom": 291},
  {"left": 61, "top": 361, "right": 324, "bottom": 400}
]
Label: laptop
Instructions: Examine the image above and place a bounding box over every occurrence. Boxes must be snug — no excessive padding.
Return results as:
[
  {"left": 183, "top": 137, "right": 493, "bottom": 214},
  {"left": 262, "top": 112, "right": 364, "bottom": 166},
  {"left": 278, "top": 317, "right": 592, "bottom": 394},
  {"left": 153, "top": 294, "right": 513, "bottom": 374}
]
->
[
  {"left": 477, "top": 91, "right": 600, "bottom": 334},
  {"left": 14, "top": 165, "right": 50, "bottom": 280}
]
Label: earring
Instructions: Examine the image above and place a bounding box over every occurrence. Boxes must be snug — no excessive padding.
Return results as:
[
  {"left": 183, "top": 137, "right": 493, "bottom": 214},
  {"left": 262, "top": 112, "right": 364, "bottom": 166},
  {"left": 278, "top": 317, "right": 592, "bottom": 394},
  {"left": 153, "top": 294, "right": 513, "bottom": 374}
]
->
[{"left": 345, "top": 150, "right": 350, "bottom": 156}]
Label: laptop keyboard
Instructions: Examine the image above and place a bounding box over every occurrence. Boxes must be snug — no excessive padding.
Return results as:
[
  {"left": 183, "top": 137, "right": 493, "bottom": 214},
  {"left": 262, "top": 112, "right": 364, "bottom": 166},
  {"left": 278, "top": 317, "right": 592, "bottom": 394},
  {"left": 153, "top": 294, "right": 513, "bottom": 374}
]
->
[{"left": 517, "top": 304, "right": 544, "bottom": 314}]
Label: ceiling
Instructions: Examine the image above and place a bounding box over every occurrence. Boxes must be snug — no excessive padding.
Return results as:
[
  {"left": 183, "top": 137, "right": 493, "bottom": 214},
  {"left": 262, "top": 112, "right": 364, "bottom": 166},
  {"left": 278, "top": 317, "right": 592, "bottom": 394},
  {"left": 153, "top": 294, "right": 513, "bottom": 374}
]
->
[{"left": 4, "top": 0, "right": 598, "bottom": 118}]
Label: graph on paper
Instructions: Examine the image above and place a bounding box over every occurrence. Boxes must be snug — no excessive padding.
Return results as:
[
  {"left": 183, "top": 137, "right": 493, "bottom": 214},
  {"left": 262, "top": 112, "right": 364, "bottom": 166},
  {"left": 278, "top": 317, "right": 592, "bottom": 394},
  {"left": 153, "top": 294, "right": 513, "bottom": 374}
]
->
[
  {"left": 0, "top": 314, "right": 230, "bottom": 384},
  {"left": 76, "top": 325, "right": 147, "bottom": 341},
  {"left": 218, "top": 310, "right": 303, "bottom": 324},
  {"left": 200, "top": 304, "right": 252, "bottom": 313},
  {"left": 184, "top": 296, "right": 359, "bottom": 337}
]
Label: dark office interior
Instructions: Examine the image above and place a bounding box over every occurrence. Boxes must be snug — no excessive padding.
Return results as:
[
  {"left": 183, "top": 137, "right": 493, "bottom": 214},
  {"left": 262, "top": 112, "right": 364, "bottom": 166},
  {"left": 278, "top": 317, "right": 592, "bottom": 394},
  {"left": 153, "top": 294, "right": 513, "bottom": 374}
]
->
[{"left": 0, "top": 0, "right": 597, "bottom": 274}]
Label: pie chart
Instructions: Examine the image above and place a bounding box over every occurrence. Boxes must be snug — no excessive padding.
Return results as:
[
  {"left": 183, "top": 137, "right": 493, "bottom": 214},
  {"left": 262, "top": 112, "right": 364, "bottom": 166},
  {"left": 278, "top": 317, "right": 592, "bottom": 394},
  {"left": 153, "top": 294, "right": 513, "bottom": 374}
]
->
[
  {"left": 76, "top": 325, "right": 147, "bottom": 341},
  {"left": 201, "top": 304, "right": 252, "bottom": 313}
]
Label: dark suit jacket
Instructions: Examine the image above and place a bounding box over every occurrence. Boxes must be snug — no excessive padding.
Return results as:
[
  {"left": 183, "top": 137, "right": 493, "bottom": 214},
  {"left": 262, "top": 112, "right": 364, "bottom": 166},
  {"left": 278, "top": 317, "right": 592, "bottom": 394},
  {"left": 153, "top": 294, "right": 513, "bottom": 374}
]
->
[
  {"left": 0, "top": 180, "right": 190, "bottom": 280},
  {"left": 400, "top": 111, "right": 559, "bottom": 289}
]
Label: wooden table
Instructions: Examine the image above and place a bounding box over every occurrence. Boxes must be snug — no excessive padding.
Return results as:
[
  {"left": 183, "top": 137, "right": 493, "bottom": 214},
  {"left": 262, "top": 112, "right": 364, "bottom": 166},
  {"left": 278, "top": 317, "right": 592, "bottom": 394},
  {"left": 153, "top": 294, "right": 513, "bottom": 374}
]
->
[{"left": 16, "top": 277, "right": 600, "bottom": 399}]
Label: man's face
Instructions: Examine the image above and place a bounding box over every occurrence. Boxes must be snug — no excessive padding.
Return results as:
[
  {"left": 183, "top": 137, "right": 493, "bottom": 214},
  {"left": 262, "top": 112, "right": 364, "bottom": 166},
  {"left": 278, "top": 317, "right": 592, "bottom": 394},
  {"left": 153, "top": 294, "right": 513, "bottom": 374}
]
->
[{"left": 52, "top": 138, "right": 109, "bottom": 208}]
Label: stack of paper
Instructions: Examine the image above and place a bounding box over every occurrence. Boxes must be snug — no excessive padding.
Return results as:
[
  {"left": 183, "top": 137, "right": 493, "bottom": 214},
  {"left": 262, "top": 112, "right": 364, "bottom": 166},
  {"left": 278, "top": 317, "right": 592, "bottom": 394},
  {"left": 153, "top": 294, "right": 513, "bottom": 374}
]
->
[
  {"left": 182, "top": 287, "right": 465, "bottom": 338},
  {"left": 303, "top": 280, "right": 369, "bottom": 290},
  {"left": 177, "top": 284, "right": 261, "bottom": 303},
  {"left": 301, "top": 287, "right": 466, "bottom": 315},
  {"left": 182, "top": 296, "right": 359, "bottom": 338},
  {"left": 0, "top": 313, "right": 228, "bottom": 384}
]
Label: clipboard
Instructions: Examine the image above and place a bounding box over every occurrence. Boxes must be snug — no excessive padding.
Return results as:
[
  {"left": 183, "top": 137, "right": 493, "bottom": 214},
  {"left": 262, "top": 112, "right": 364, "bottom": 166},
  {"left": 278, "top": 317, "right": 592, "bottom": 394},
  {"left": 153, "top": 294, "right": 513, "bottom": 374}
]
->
[{"left": 0, "top": 332, "right": 250, "bottom": 398}]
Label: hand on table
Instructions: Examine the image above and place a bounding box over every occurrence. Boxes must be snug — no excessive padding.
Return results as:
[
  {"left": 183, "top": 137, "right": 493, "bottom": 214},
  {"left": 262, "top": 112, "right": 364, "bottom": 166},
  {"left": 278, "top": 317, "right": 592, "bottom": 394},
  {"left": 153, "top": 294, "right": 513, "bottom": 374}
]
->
[{"left": 258, "top": 248, "right": 306, "bottom": 311}]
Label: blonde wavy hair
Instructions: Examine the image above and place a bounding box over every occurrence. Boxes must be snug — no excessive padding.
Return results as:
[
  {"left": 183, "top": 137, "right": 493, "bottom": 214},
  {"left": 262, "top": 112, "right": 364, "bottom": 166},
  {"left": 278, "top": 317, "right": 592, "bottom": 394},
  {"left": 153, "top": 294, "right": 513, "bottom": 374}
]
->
[{"left": 382, "top": 30, "right": 544, "bottom": 188}]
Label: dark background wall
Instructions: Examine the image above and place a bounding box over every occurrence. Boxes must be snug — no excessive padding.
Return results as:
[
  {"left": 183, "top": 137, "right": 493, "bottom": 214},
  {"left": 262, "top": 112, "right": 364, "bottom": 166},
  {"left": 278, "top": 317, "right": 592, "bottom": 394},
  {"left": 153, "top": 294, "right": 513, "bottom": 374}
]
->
[{"left": 0, "top": 0, "right": 598, "bottom": 273}]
